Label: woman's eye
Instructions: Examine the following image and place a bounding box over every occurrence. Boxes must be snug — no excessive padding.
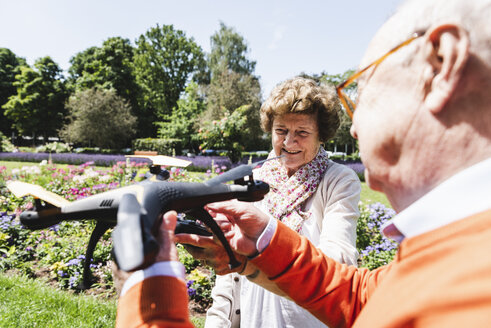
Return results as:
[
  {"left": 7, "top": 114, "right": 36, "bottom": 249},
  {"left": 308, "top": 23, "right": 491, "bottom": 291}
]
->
[
  {"left": 275, "top": 129, "right": 286, "bottom": 135},
  {"left": 298, "top": 131, "right": 309, "bottom": 137}
]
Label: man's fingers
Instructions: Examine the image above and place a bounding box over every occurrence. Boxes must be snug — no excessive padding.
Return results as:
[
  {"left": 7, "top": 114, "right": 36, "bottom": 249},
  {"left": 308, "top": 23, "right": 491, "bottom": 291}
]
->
[
  {"left": 162, "top": 210, "right": 178, "bottom": 231},
  {"left": 155, "top": 211, "right": 179, "bottom": 262}
]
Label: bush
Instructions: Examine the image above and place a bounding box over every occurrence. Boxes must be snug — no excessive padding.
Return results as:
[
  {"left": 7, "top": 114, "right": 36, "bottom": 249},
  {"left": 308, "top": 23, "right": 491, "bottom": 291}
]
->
[
  {"left": 356, "top": 202, "right": 398, "bottom": 270},
  {"left": 60, "top": 88, "right": 137, "bottom": 149},
  {"left": 198, "top": 105, "right": 252, "bottom": 163},
  {"left": 0, "top": 132, "right": 15, "bottom": 152},
  {"left": 132, "top": 138, "right": 182, "bottom": 155}
]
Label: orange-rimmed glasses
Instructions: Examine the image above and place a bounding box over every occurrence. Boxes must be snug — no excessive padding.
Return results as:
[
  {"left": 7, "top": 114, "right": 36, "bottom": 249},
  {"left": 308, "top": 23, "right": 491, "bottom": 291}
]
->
[{"left": 336, "top": 31, "right": 424, "bottom": 119}]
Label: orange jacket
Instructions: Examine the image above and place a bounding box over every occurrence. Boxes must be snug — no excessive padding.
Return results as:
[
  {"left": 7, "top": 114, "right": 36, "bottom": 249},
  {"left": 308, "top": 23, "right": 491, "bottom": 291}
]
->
[
  {"left": 251, "top": 209, "right": 491, "bottom": 327},
  {"left": 116, "top": 276, "right": 193, "bottom": 328}
]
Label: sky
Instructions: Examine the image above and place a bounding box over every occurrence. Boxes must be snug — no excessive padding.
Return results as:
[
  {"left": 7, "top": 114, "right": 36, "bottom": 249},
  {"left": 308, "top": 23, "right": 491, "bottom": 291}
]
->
[{"left": 0, "top": 0, "right": 402, "bottom": 96}]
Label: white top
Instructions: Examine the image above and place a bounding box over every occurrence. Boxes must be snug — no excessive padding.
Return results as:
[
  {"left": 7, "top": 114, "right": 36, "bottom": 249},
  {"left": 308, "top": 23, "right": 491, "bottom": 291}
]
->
[
  {"left": 382, "top": 157, "right": 491, "bottom": 242},
  {"left": 206, "top": 160, "right": 361, "bottom": 328}
]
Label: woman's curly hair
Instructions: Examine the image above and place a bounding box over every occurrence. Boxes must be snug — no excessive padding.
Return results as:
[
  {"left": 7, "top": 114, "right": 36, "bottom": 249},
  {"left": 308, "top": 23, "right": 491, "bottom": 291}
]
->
[{"left": 260, "top": 76, "right": 341, "bottom": 143}]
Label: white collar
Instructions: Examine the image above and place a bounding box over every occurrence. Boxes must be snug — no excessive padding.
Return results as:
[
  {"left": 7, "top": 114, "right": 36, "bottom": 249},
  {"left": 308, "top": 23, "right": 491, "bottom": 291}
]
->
[{"left": 382, "top": 157, "right": 491, "bottom": 242}]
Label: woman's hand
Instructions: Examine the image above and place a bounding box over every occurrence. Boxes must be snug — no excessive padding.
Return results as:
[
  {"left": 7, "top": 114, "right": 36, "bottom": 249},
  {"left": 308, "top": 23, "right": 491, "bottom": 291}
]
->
[{"left": 205, "top": 200, "right": 271, "bottom": 257}]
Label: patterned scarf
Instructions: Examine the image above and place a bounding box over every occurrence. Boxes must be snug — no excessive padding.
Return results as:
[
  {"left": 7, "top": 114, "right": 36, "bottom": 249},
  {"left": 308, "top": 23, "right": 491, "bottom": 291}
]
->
[{"left": 255, "top": 147, "right": 330, "bottom": 233}]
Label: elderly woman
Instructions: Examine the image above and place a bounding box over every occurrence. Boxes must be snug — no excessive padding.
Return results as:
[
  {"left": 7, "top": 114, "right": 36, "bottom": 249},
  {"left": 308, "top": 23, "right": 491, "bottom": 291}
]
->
[{"left": 178, "top": 77, "right": 361, "bottom": 328}]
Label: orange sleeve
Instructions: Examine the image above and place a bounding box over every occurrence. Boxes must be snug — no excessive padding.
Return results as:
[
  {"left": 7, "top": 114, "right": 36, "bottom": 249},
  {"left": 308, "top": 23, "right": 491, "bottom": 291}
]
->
[
  {"left": 116, "top": 276, "right": 194, "bottom": 328},
  {"left": 251, "top": 220, "right": 391, "bottom": 328}
]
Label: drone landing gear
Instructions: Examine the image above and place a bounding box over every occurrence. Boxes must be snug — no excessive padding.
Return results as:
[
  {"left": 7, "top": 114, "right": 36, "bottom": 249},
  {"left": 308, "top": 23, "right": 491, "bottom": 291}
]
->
[{"left": 78, "top": 221, "right": 114, "bottom": 290}]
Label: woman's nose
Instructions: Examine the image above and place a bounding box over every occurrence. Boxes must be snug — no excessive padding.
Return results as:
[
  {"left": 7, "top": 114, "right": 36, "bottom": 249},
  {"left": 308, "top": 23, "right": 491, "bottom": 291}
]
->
[{"left": 283, "top": 132, "right": 296, "bottom": 146}]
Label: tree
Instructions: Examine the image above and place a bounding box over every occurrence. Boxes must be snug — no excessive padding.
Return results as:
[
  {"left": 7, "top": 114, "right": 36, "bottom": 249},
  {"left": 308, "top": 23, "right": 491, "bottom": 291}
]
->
[
  {"left": 156, "top": 81, "right": 205, "bottom": 153},
  {"left": 3, "top": 57, "right": 67, "bottom": 139},
  {"left": 0, "top": 48, "right": 27, "bottom": 135},
  {"left": 60, "top": 88, "right": 137, "bottom": 149},
  {"left": 321, "top": 70, "right": 358, "bottom": 154},
  {"left": 203, "top": 70, "right": 265, "bottom": 150},
  {"left": 198, "top": 105, "right": 254, "bottom": 163},
  {"left": 208, "top": 22, "right": 256, "bottom": 79},
  {"left": 201, "top": 23, "right": 264, "bottom": 150},
  {"left": 134, "top": 24, "right": 206, "bottom": 127},
  {"left": 67, "top": 37, "right": 150, "bottom": 136}
]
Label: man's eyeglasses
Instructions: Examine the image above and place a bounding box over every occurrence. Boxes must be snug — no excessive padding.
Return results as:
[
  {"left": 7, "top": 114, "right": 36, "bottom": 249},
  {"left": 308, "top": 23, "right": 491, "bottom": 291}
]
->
[{"left": 336, "top": 31, "right": 424, "bottom": 119}]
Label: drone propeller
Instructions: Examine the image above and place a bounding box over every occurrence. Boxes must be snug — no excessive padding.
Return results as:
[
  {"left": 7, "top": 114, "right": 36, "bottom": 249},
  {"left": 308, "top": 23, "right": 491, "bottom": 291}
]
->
[
  {"left": 205, "top": 156, "right": 283, "bottom": 186},
  {"left": 6, "top": 180, "right": 70, "bottom": 208},
  {"left": 126, "top": 154, "right": 192, "bottom": 167}
]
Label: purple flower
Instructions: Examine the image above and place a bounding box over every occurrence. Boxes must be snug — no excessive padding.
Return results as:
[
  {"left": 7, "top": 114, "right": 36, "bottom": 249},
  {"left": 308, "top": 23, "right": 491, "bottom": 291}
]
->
[
  {"left": 67, "top": 258, "right": 81, "bottom": 266},
  {"left": 187, "top": 287, "right": 197, "bottom": 297}
]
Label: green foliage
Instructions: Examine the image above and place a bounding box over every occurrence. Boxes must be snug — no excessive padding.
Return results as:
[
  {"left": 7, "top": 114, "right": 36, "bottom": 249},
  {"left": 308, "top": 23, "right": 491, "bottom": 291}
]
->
[
  {"left": 208, "top": 22, "right": 256, "bottom": 78},
  {"left": 321, "top": 70, "right": 358, "bottom": 152},
  {"left": 198, "top": 105, "right": 254, "bottom": 163},
  {"left": 60, "top": 88, "right": 137, "bottom": 149},
  {"left": 177, "top": 244, "right": 201, "bottom": 273},
  {"left": 202, "top": 23, "right": 264, "bottom": 151},
  {"left": 66, "top": 37, "right": 147, "bottom": 137},
  {"left": 2, "top": 57, "right": 68, "bottom": 138},
  {"left": 134, "top": 24, "right": 206, "bottom": 127},
  {"left": 203, "top": 71, "right": 263, "bottom": 149},
  {"left": 0, "top": 48, "right": 27, "bottom": 135},
  {"left": 0, "top": 131, "right": 15, "bottom": 152},
  {"left": 67, "top": 37, "right": 137, "bottom": 97},
  {"left": 132, "top": 137, "right": 182, "bottom": 155},
  {"left": 157, "top": 81, "right": 205, "bottom": 153}
]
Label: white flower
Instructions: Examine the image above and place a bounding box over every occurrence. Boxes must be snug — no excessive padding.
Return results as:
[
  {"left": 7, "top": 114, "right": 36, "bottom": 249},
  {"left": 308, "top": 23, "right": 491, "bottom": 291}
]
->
[
  {"left": 73, "top": 175, "right": 87, "bottom": 183},
  {"left": 40, "top": 160, "right": 48, "bottom": 166},
  {"left": 99, "top": 175, "right": 112, "bottom": 182},
  {"left": 85, "top": 168, "right": 99, "bottom": 179}
]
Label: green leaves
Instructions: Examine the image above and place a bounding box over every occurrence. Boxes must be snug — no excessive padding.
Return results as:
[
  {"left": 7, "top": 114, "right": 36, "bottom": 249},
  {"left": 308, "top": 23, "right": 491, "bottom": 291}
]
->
[
  {"left": 60, "top": 88, "right": 137, "bottom": 149},
  {"left": 198, "top": 105, "right": 252, "bottom": 162},
  {"left": 134, "top": 24, "right": 206, "bottom": 122},
  {"left": 157, "top": 81, "right": 205, "bottom": 153},
  {"left": 3, "top": 57, "right": 67, "bottom": 138}
]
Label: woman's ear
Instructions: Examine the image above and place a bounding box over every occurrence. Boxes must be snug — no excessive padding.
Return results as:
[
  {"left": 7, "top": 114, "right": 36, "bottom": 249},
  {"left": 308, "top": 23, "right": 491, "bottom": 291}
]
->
[{"left": 422, "top": 24, "right": 470, "bottom": 114}]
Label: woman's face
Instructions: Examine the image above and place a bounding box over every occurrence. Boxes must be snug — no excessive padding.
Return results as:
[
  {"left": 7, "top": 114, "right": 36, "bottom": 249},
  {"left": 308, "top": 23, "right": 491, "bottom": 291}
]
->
[{"left": 272, "top": 113, "right": 321, "bottom": 176}]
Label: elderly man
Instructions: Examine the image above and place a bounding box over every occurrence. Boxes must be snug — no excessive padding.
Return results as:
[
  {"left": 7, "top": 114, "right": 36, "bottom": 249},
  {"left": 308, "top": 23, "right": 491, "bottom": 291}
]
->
[{"left": 115, "top": 0, "right": 491, "bottom": 326}]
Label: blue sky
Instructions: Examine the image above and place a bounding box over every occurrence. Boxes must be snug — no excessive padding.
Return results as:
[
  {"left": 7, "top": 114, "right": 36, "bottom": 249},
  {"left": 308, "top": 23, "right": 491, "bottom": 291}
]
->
[{"left": 0, "top": 0, "right": 401, "bottom": 96}]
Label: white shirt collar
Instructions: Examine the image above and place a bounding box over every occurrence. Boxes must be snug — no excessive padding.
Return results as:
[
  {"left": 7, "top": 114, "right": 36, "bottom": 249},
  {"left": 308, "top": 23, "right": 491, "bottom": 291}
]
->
[{"left": 382, "top": 157, "right": 491, "bottom": 242}]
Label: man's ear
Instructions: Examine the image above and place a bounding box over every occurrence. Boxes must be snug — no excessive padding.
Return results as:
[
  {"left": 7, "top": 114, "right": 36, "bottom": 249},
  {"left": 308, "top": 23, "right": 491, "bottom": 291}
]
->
[{"left": 422, "top": 24, "right": 470, "bottom": 114}]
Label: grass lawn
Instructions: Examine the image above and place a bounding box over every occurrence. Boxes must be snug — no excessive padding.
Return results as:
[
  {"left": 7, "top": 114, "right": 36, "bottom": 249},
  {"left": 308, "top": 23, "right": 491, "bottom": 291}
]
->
[
  {"left": 361, "top": 183, "right": 390, "bottom": 207},
  {"left": 0, "top": 273, "right": 116, "bottom": 328},
  {"left": 0, "top": 273, "right": 206, "bottom": 328}
]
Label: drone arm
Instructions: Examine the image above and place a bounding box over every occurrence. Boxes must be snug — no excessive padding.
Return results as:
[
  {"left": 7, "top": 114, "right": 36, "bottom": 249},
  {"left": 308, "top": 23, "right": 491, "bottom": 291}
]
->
[{"left": 187, "top": 207, "right": 242, "bottom": 270}]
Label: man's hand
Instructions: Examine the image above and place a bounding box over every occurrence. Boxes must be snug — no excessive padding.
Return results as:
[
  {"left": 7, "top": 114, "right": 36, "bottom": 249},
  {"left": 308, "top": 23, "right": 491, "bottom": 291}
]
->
[
  {"left": 205, "top": 200, "right": 270, "bottom": 257},
  {"left": 113, "top": 210, "right": 180, "bottom": 295}
]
